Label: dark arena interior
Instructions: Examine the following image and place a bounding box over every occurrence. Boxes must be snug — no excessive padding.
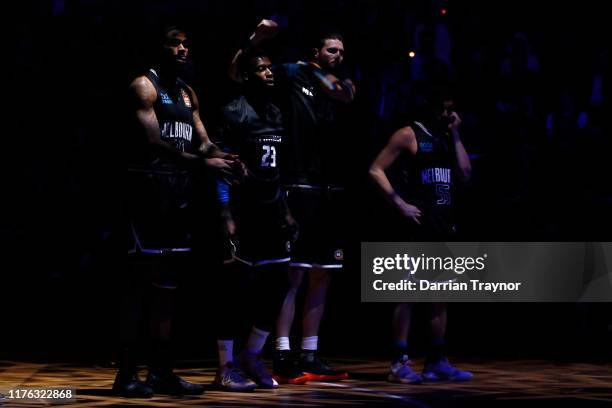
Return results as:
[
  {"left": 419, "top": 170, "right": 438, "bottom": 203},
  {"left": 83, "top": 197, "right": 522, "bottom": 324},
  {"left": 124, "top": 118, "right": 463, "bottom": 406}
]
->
[{"left": 1, "top": 0, "right": 611, "bottom": 407}]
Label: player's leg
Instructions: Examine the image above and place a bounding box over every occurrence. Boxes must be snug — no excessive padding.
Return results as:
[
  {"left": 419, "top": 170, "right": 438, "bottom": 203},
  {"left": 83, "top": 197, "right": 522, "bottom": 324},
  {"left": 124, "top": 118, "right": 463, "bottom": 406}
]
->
[
  {"left": 273, "top": 265, "right": 307, "bottom": 380},
  {"left": 276, "top": 267, "right": 305, "bottom": 341},
  {"left": 237, "top": 262, "right": 291, "bottom": 388},
  {"left": 112, "top": 255, "right": 154, "bottom": 398},
  {"left": 275, "top": 187, "right": 309, "bottom": 355},
  {"left": 144, "top": 255, "right": 205, "bottom": 395},
  {"left": 388, "top": 303, "right": 422, "bottom": 384},
  {"left": 297, "top": 190, "right": 348, "bottom": 381},
  {"left": 422, "top": 302, "right": 473, "bottom": 381},
  {"left": 212, "top": 239, "right": 257, "bottom": 392}
]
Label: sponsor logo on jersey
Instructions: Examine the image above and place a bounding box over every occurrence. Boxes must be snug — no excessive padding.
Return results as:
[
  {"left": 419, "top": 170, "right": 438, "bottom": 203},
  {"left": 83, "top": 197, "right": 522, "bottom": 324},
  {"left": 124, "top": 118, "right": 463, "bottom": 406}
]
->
[
  {"left": 180, "top": 89, "right": 192, "bottom": 108},
  {"left": 301, "top": 86, "right": 314, "bottom": 97},
  {"left": 160, "top": 92, "right": 173, "bottom": 105},
  {"left": 334, "top": 249, "right": 344, "bottom": 261},
  {"left": 285, "top": 240, "right": 292, "bottom": 253},
  {"left": 419, "top": 142, "right": 434, "bottom": 152},
  {"left": 421, "top": 167, "right": 451, "bottom": 185}
]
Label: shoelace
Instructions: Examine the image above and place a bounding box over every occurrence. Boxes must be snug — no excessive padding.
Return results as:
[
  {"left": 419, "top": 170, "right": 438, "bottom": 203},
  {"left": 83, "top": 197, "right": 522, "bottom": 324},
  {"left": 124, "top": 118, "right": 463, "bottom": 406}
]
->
[
  {"left": 225, "top": 367, "right": 249, "bottom": 383},
  {"left": 395, "top": 359, "right": 415, "bottom": 374}
]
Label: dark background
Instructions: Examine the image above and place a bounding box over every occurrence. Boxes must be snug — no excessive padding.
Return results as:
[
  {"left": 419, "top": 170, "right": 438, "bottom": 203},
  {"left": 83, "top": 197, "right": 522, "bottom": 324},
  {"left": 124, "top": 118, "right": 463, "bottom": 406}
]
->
[{"left": 2, "top": 0, "right": 610, "bottom": 364}]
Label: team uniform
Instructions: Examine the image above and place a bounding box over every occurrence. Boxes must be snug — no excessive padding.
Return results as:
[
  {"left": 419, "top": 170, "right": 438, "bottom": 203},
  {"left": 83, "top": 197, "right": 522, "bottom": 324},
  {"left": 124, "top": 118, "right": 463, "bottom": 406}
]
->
[
  {"left": 127, "top": 69, "right": 196, "bottom": 256},
  {"left": 386, "top": 120, "right": 474, "bottom": 383},
  {"left": 391, "top": 120, "right": 457, "bottom": 240},
  {"left": 213, "top": 92, "right": 293, "bottom": 391},
  {"left": 274, "top": 63, "right": 352, "bottom": 268},
  {"left": 118, "top": 66, "right": 207, "bottom": 397},
  {"left": 220, "top": 94, "right": 293, "bottom": 266}
]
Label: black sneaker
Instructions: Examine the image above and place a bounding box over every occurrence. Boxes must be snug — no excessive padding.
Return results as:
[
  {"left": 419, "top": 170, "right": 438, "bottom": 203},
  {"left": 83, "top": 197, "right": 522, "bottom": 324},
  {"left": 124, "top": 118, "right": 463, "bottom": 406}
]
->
[
  {"left": 236, "top": 351, "right": 279, "bottom": 389},
  {"left": 112, "top": 371, "right": 154, "bottom": 398},
  {"left": 213, "top": 363, "right": 257, "bottom": 392},
  {"left": 272, "top": 350, "right": 309, "bottom": 385},
  {"left": 299, "top": 350, "right": 349, "bottom": 381},
  {"left": 146, "top": 371, "right": 205, "bottom": 395}
]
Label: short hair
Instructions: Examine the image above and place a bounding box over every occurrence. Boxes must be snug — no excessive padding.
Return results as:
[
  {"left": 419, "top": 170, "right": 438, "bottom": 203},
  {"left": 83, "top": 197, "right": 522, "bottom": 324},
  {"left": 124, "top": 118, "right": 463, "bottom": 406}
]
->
[
  {"left": 423, "top": 85, "right": 453, "bottom": 109},
  {"left": 160, "top": 25, "right": 186, "bottom": 45},
  {"left": 238, "top": 47, "right": 270, "bottom": 75},
  {"left": 410, "top": 84, "right": 454, "bottom": 119},
  {"left": 314, "top": 32, "right": 344, "bottom": 50}
]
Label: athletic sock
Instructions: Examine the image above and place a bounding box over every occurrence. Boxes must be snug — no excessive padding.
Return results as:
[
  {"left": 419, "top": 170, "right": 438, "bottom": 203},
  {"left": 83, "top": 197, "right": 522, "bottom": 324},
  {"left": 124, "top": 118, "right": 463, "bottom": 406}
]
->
[
  {"left": 392, "top": 340, "right": 409, "bottom": 363},
  {"left": 276, "top": 336, "right": 290, "bottom": 351},
  {"left": 217, "top": 340, "right": 234, "bottom": 366},
  {"left": 246, "top": 326, "right": 270, "bottom": 355},
  {"left": 301, "top": 336, "right": 318, "bottom": 351}
]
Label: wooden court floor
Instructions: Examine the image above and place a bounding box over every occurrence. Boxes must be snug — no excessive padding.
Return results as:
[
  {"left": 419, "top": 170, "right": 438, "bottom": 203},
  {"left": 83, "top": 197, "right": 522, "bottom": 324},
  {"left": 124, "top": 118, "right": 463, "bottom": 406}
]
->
[{"left": 1, "top": 358, "right": 611, "bottom": 407}]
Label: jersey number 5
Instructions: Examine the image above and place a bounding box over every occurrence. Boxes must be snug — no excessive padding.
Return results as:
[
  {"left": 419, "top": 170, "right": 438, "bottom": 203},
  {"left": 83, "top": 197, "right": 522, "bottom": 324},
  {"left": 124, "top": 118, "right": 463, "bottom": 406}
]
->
[
  {"left": 435, "top": 184, "right": 451, "bottom": 205},
  {"left": 261, "top": 145, "right": 277, "bottom": 168}
]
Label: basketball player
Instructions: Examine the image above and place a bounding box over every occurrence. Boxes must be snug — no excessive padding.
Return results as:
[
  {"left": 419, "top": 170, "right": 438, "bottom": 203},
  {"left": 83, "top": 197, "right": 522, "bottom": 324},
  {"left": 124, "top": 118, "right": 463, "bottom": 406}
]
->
[
  {"left": 230, "top": 20, "right": 356, "bottom": 382},
  {"left": 120, "top": 26, "right": 239, "bottom": 397},
  {"left": 212, "top": 48, "right": 300, "bottom": 391},
  {"left": 228, "top": 20, "right": 355, "bottom": 383},
  {"left": 369, "top": 88, "right": 474, "bottom": 383}
]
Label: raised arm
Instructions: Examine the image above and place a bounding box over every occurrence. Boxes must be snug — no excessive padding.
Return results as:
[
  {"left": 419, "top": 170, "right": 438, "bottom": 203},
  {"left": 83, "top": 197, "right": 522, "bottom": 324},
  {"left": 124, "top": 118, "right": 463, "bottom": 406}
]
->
[
  {"left": 448, "top": 112, "right": 472, "bottom": 182},
  {"left": 308, "top": 63, "right": 356, "bottom": 103},
  {"left": 228, "top": 19, "right": 278, "bottom": 83}
]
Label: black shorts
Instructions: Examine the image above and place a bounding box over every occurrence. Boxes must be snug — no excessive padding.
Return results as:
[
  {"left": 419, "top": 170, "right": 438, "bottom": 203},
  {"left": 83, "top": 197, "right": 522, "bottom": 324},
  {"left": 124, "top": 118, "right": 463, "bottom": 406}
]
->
[
  {"left": 127, "top": 169, "right": 193, "bottom": 254},
  {"left": 285, "top": 185, "right": 345, "bottom": 269},
  {"left": 225, "top": 197, "right": 292, "bottom": 267},
  {"left": 126, "top": 251, "right": 191, "bottom": 290}
]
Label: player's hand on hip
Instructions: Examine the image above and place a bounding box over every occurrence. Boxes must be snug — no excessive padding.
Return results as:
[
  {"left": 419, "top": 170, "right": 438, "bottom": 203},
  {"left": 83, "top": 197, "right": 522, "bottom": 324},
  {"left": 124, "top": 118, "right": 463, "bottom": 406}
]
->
[{"left": 397, "top": 201, "right": 422, "bottom": 225}]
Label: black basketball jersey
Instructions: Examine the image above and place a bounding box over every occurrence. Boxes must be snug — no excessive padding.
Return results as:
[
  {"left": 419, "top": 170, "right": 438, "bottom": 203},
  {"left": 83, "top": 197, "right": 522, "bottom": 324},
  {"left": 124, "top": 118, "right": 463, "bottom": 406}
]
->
[
  {"left": 222, "top": 94, "right": 284, "bottom": 203},
  {"left": 394, "top": 121, "right": 456, "bottom": 234},
  {"left": 127, "top": 69, "right": 198, "bottom": 253},
  {"left": 143, "top": 68, "right": 195, "bottom": 169},
  {"left": 275, "top": 63, "right": 350, "bottom": 187}
]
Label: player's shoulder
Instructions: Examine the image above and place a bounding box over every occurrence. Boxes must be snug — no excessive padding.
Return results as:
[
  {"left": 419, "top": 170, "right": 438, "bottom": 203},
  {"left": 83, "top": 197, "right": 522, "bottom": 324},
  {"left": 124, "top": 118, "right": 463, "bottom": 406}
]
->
[
  {"left": 224, "top": 94, "right": 248, "bottom": 111},
  {"left": 390, "top": 125, "right": 417, "bottom": 149},
  {"left": 275, "top": 62, "right": 303, "bottom": 77},
  {"left": 129, "top": 75, "right": 156, "bottom": 104},
  {"left": 393, "top": 125, "right": 416, "bottom": 139},
  {"left": 130, "top": 75, "right": 154, "bottom": 90},
  {"left": 223, "top": 95, "right": 249, "bottom": 121}
]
